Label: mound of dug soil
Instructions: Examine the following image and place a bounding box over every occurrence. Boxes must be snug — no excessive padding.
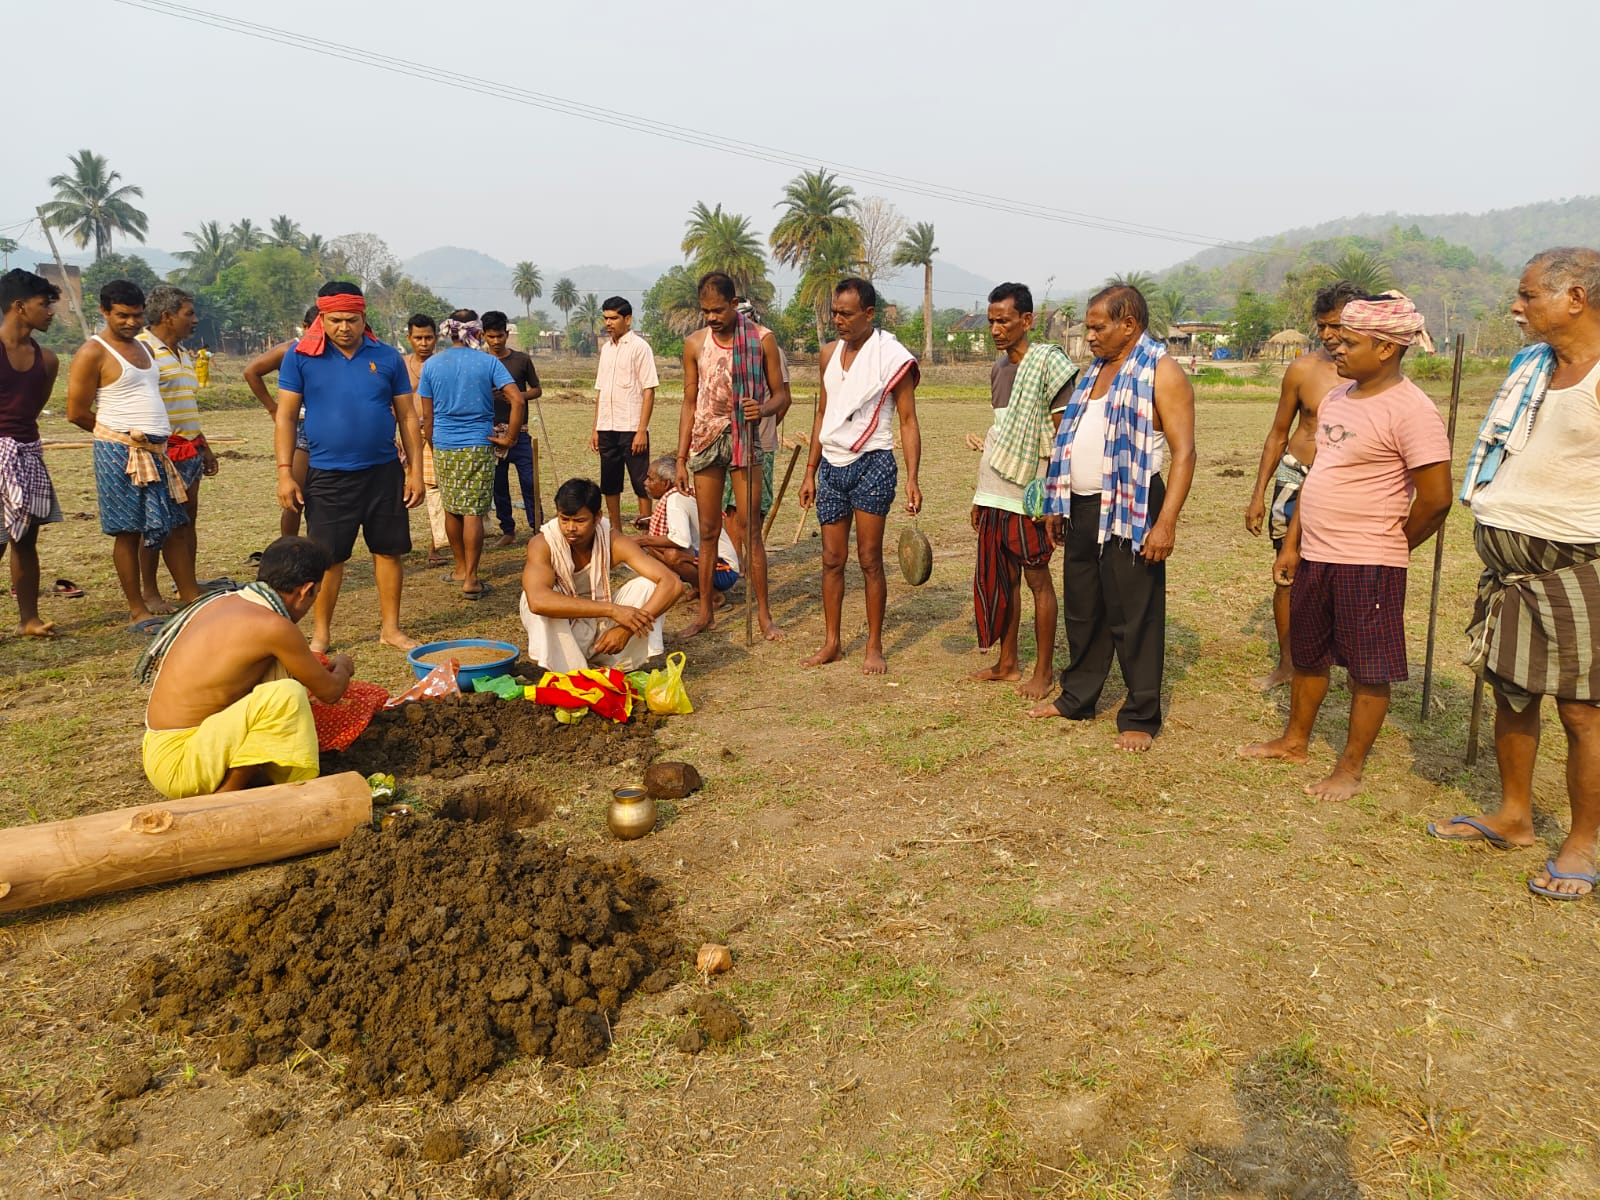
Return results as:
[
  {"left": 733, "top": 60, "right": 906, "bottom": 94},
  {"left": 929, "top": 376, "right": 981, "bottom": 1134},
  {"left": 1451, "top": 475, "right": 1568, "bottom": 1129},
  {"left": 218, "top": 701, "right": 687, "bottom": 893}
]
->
[
  {"left": 126, "top": 819, "right": 685, "bottom": 1100},
  {"left": 323, "top": 691, "right": 660, "bottom": 779}
]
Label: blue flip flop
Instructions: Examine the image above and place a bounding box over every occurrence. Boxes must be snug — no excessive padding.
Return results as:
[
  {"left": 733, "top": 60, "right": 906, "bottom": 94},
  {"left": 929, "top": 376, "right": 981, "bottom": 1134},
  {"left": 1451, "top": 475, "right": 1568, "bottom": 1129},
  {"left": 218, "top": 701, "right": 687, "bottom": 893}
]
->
[
  {"left": 1527, "top": 859, "right": 1598, "bottom": 901},
  {"left": 127, "top": 617, "right": 165, "bottom": 636},
  {"left": 1426, "top": 815, "right": 1518, "bottom": 851}
]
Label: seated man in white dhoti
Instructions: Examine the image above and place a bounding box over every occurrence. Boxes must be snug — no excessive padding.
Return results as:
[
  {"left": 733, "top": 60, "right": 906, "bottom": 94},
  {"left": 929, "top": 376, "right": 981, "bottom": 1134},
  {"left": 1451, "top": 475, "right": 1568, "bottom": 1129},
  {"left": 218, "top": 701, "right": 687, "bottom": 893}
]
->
[{"left": 519, "top": 477, "right": 682, "bottom": 672}]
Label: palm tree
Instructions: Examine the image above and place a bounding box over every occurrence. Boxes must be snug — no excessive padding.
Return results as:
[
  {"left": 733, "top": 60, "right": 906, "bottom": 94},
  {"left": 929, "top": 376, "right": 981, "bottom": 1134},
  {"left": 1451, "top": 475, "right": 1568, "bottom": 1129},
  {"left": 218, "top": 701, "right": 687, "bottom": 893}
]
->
[
  {"left": 681, "top": 202, "right": 772, "bottom": 307},
  {"left": 573, "top": 293, "right": 603, "bottom": 352},
  {"left": 1319, "top": 250, "right": 1394, "bottom": 296},
  {"left": 1148, "top": 285, "right": 1189, "bottom": 340},
  {"left": 302, "top": 233, "right": 329, "bottom": 276},
  {"left": 229, "top": 219, "right": 264, "bottom": 252},
  {"left": 797, "top": 229, "right": 865, "bottom": 342},
  {"left": 39, "top": 149, "right": 148, "bottom": 260},
  {"left": 651, "top": 266, "right": 703, "bottom": 336},
  {"left": 892, "top": 222, "right": 938, "bottom": 362},
  {"left": 268, "top": 215, "right": 303, "bottom": 249},
  {"left": 552, "top": 277, "right": 579, "bottom": 329},
  {"left": 511, "top": 262, "right": 543, "bottom": 321},
  {"left": 1105, "top": 271, "right": 1157, "bottom": 295},
  {"left": 175, "top": 220, "right": 237, "bottom": 286},
  {"left": 771, "top": 169, "right": 859, "bottom": 338}
]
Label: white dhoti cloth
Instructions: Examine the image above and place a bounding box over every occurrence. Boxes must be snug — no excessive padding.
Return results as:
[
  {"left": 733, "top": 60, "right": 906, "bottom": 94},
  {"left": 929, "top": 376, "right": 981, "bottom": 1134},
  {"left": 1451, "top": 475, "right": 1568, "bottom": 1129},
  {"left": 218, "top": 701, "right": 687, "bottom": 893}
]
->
[{"left": 519, "top": 573, "right": 663, "bottom": 672}]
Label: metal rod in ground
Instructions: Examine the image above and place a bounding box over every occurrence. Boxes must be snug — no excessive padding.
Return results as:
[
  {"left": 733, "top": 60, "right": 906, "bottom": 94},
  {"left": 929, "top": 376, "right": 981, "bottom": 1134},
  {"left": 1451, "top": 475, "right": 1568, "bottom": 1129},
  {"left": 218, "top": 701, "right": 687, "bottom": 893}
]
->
[
  {"left": 765, "top": 443, "right": 804, "bottom": 541},
  {"left": 1420, "top": 335, "right": 1469, "bottom": 720},
  {"left": 745, "top": 422, "right": 757, "bottom": 647},
  {"left": 1466, "top": 673, "right": 1485, "bottom": 765}
]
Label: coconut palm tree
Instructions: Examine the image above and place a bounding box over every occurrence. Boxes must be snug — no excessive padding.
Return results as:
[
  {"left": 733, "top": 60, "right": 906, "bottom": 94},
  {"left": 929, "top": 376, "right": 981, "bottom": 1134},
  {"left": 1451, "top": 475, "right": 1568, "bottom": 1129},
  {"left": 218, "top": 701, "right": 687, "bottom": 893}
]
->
[
  {"left": 302, "top": 233, "right": 329, "bottom": 276},
  {"left": 229, "top": 219, "right": 264, "bottom": 252},
  {"left": 892, "top": 222, "right": 938, "bottom": 362},
  {"left": 39, "top": 149, "right": 148, "bottom": 260},
  {"left": 797, "top": 229, "right": 866, "bottom": 342},
  {"left": 511, "top": 262, "right": 543, "bottom": 321},
  {"left": 1105, "top": 270, "right": 1157, "bottom": 295},
  {"left": 772, "top": 169, "right": 859, "bottom": 338},
  {"left": 268, "top": 215, "right": 303, "bottom": 249},
  {"left": 175, "top": 220, "right": 237, "bottom": 286},
  {"left": 1148, "top": 285, "right": 1189, "bottom": 340},
  {"left": 651, "top": 266, "right": 703, "bottom": 336},
  {"left": 1319, "top": 249, "right": 1394, "bottom": 296},
  {"left": 681, "top": 202, "right": 772, "bottom": 307},
  {"left": 573, "top": 292, "right": 603, "bottom": 352},
  {"left": 552, "top": 277, "right": 579, "bottom": 329}
]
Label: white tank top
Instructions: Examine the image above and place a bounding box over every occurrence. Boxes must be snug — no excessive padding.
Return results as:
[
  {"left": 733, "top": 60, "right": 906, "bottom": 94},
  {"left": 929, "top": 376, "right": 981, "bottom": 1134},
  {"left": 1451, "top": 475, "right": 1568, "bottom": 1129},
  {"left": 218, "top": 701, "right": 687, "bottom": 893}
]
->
[
  {"left": 1068, "top": 392, "right": 1167, "bottom": 495},
  {"left": 1471, "top": 355, "right": 1600, "bottom": 542},
  {"left": 91, "top": 335, "right": 170, "bottom": 436}
]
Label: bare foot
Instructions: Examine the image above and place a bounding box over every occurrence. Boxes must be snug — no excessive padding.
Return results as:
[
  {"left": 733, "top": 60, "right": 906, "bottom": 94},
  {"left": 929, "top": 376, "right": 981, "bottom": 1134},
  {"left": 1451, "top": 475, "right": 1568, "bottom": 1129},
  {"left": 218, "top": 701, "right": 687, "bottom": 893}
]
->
[
  {"left": 681, "top": 612, "right": 716, "bottom": 638},
  {"left": 1427, "top": 813, "right": 1535, "bottom": 848},
  {"left": 380, "top": 630, "right": 420, "bottom": 652},
  {"left": 711, "top": 591, "right": 728, "bottom": 611},
  {"left": 1027, "top": 700, "right": 1066, "bottom": 718},
  {"left": 492, "top": 532, "right": 517, "bottom": 549},
  {"left": 142, "top": 594, "right": 176, "bottom": 615},
  {"left": 1255, "top": 664, "right": 1295, "bottom": 691},
  {"left": 19, "top": 618, "right": 58, "bottom": 638},
  {"left": 1237, "top": 736, "right": 1309, "bottom": 763},
  {"left": 969, "top": 661, "right": 1022, "bottom": 683},
  {"left": 801, "top": 642, "right": 843, "bottom": 667},
  {"left": 1114, "top": 730, "right": 1154, "bottom": 752},
  {"left": 862, "top": 647, "right": 887, "bottom": 675},
  {"left": 1529, "top": 844, "right": 1598, "bottom": 898},
  {"left": 1017, "top": 672, "right": 1053, "bottom": 701},
  {"left": 425, "top": 552, "right": 446, "bottom": 568},
  {"left": 309, "top": 637, "right": 331, "bottom": 655},
  {"left": 1305, "top": 767, "right": 1362, "bottom": 800},
  {"left": 760, "top": 614, "right": 785, "bottom": 642}
]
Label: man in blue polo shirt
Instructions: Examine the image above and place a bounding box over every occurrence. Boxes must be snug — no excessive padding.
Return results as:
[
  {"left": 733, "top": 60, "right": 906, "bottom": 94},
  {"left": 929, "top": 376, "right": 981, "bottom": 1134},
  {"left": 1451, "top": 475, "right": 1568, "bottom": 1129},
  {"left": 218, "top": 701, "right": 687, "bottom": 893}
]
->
[
  {"left": 274, "top": 281, "right": 424, "bottom": 652},
  {"left": 418, "top": 311, "right": 525, "bottom": 599}
]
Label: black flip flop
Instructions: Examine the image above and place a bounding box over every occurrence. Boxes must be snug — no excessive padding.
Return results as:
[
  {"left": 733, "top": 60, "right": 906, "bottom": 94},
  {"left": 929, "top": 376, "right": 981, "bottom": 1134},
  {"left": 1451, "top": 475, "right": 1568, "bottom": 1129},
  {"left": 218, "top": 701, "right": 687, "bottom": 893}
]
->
[{"left": 462, "top": 582, "right": 493, "bottom": 601}]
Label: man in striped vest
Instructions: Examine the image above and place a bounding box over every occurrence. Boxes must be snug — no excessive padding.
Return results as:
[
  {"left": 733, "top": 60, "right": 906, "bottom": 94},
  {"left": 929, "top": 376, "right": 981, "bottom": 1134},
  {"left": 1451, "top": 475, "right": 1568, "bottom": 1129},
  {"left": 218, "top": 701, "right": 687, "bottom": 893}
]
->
[{"left": 1433, "top": 247, "right": 1600, "bottom": 901}]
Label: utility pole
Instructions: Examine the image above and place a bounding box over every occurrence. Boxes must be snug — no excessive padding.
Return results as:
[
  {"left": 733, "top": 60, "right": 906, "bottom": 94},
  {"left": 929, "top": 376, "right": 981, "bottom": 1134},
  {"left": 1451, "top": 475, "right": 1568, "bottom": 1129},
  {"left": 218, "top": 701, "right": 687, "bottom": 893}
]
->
[{"left": 36, "top": 206, "right": 92, "bottom": 342}]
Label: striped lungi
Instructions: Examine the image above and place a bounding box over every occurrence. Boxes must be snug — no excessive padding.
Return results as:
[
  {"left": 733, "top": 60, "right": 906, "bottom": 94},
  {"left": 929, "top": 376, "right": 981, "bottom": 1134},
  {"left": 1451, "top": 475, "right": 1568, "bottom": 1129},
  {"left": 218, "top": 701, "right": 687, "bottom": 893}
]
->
[
  {"left": 1468, "top": 521, "right": 1600, "bottom": 711},
  {"left": 973, "top": 506, "right": 1054, "bottom": 649}
]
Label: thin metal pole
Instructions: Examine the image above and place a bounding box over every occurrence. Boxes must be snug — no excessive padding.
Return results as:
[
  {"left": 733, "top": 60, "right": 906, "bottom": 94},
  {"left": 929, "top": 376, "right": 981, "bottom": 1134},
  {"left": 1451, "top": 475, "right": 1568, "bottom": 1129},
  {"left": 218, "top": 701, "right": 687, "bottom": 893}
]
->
[
  {"left": 1420, "top": 335, "right": 1467, "bottom": 720},
  {"left": 36, "top": 207, "right": 91, "bottom": 342}
]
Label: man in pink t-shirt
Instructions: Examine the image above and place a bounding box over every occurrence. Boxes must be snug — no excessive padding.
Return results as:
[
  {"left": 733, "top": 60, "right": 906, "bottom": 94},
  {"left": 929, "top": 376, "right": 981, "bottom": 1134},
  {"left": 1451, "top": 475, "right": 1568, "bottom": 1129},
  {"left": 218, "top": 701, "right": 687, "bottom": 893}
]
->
[{"left": 1241, "top": 294, "right": 1453, "bottom": 800}]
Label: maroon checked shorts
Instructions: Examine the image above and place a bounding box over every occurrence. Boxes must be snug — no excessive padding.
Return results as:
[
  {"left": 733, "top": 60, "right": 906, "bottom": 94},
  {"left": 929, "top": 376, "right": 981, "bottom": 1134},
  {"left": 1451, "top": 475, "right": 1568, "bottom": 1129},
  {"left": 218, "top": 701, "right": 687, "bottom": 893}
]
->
[{"left": 1289, "top": 560, "right": 1409, "bottom": 684}]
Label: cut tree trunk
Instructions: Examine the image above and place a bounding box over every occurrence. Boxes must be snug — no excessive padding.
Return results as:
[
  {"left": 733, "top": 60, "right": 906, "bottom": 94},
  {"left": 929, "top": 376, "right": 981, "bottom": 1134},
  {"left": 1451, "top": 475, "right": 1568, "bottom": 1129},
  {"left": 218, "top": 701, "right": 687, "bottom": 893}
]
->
[
  {"left": 922, "top": 263, "right": 934, "bottom": 363},
  {"left": 0, "top": 772, "right": 372, "bottom": 914}
]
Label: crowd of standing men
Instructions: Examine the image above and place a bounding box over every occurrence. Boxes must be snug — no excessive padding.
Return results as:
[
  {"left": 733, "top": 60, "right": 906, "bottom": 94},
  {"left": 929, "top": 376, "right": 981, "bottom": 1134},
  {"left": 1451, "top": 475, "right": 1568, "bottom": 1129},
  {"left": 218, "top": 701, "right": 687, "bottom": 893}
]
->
[{"left": 1, "top": 245, "right": 1597, "bottom": 900}]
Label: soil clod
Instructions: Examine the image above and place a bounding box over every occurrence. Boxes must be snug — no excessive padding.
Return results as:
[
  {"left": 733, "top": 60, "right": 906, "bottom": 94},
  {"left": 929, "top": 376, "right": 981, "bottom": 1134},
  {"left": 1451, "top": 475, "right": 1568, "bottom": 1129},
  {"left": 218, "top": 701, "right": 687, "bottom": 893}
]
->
[
  {"left": 420, "top": 1127, "right": 467, "bottom": 1164},
  {"left": 644, "top": 761, "right": 702, "bottom": 799},
  {"left": 244, "top": 1107, "right": 287, "bottom": 1137},
  {"left": 103, "top": 1061, "right": 153, "bottom": 1101},
  {"left": 127, "top": 820, "right": 685, "bottom": 1100},
  {"left": 91, "top": 1114, "right": 136, "bottom": 1152}
]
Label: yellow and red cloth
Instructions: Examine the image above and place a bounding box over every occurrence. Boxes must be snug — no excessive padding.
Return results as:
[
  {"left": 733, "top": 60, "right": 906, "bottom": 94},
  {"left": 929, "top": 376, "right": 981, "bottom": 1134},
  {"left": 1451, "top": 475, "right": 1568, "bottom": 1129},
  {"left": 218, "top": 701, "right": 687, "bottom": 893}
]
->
[{"left": 528, "top": 667, "right": 635, "bottom": 722}]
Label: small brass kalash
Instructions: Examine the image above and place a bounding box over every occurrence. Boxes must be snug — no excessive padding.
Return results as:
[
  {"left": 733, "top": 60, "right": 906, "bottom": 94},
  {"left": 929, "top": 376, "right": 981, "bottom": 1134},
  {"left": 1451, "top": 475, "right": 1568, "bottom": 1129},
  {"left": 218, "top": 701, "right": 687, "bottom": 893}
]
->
[{"left": 607, "top": 787, "right": 657, "bottom": 840}]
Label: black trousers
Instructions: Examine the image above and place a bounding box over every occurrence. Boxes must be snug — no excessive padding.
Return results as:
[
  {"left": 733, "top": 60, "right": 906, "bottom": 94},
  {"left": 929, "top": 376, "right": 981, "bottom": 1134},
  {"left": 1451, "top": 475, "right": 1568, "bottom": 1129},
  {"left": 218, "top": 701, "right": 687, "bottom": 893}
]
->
[{"left": 1053, "top": 476, "right": 1166, "bottom": 734}]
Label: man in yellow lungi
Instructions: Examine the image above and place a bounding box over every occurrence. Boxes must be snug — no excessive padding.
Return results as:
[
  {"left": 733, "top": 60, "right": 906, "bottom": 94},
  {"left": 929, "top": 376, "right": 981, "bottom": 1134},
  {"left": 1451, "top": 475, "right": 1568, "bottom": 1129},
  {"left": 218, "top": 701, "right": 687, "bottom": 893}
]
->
[
  {"left": 139, "top": 536, "right": 355, "bottom": 798},
  {"left": 193, "top": 345, "right": 211, "bottom": 387}
]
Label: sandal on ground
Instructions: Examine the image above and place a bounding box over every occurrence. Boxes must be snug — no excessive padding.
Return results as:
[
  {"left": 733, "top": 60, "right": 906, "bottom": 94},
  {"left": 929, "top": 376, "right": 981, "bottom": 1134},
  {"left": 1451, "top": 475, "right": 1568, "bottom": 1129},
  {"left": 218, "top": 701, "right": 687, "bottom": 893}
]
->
[
  {"left": 463, "top": 582, "right": 493, "bottom": 601},
  {"left": 244, "top": 550, "right": 264, "bottom": 566},
  {"left": 127, "top": 616, "right": 166, "bottom": 636},
  {"left": 1426, "top": 815, "right": 1521, "bottom": 851},
  {"left": 1528, "top": 860, "right": 1598, "bottom": 901},
  {"left": 52, "top": 578, "right": 85, "bottom": 598}
]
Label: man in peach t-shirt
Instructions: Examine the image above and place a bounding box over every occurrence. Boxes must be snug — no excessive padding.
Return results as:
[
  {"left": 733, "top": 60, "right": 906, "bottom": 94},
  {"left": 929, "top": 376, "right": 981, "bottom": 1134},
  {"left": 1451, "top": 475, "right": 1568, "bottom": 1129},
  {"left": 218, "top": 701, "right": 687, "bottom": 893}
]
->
[{"left": 1241, "top": 294, "right": 1453, "bottom": 800}]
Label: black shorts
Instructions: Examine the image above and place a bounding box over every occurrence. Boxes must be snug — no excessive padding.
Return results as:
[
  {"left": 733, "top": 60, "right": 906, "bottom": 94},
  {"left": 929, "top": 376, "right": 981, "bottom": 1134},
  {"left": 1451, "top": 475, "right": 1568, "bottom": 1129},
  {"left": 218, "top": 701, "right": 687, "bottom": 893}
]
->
[
  {"left": 596, "top": 428, "right": 649, "bottom": 498},
  {"left": 304, "top": 458, "right": 412, "bottom": 564}
]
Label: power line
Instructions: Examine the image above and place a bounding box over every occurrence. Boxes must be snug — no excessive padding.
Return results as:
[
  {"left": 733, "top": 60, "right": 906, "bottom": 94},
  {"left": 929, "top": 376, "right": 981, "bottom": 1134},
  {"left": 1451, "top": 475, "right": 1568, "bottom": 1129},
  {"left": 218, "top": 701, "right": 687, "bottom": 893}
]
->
[{"left": 107, "top": 0, "right": 1267, "bottom": 257}]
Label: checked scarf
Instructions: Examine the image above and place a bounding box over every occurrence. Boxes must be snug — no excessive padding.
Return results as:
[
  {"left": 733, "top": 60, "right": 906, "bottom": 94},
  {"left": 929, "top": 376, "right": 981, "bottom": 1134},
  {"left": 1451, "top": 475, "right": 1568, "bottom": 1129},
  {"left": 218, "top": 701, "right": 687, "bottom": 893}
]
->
[
  {"left": 728, "top": 313, "right": 767, "bottom": 463},
  {"left": 0, "top": 437, "right": 55, "bottom": 544},
  {"left": 987, "top": 342, "right": 1078, "bottom": 486},
  {"left": 135, "top": 581, "right": 291, "bottom": 685},
  {"left": 1460, "top": 342, "right": 1556, "bottom": 505},
  {"left": 1043, "top": 333, "right": 1164, "bottom": 551}
]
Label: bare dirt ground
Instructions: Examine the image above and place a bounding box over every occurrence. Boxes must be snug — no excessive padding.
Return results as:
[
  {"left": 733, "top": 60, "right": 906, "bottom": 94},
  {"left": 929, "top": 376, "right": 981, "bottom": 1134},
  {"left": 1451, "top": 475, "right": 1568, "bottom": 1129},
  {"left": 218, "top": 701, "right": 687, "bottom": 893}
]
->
[{"left": 3, "top": 359, "right": 1598, "bottom": 1199}]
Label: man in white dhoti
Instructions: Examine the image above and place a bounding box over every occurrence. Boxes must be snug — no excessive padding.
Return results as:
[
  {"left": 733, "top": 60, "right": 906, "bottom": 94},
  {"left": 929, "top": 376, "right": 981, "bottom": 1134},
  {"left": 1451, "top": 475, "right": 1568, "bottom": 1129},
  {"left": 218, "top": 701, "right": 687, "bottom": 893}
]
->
[{"left": 519, "top": 477, "right": 682, "bottom": 672}]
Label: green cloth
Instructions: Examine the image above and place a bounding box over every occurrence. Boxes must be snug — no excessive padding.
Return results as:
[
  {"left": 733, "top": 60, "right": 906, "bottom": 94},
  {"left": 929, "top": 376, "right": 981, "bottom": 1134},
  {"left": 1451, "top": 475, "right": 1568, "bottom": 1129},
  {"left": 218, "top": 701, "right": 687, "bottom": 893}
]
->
[
  {"left": 435, "top": 445, "right": 495, "bottom": 516},
  {"left": 986, "top": 343, "right": 1077, "bottom": 487},
  {"left": 721, "top": 448, "right": 774, "bottom": 514}
]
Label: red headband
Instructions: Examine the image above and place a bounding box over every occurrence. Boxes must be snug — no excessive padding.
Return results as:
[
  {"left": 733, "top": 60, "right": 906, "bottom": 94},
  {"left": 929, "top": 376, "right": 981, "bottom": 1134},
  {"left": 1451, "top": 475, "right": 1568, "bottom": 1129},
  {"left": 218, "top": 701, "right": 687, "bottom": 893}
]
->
[{"left": 296, "top": 293, "right": 377, "bottom": 356}]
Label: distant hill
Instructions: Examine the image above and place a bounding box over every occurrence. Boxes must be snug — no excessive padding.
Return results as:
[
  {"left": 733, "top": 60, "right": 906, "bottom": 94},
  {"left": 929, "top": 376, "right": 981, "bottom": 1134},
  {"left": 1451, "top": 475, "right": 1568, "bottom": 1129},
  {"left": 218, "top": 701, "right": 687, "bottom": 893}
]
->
[{"left": 1169, "top": 195, "right": 1600, "bottom": 277}]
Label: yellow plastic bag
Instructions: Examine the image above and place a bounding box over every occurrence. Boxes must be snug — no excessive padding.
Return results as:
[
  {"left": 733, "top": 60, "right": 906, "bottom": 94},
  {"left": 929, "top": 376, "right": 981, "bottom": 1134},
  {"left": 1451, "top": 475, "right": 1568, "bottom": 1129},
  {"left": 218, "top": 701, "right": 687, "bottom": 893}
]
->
[{"left": 644, "top": 651, "right": 694, "bottom": 715}]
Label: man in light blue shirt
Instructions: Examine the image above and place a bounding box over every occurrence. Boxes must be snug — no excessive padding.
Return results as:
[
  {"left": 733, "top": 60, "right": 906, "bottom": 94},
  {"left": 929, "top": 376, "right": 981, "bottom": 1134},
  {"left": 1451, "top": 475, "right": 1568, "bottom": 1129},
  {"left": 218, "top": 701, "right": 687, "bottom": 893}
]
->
[{"left": 418, "top": 310, "right": 525, "bottom": 598}]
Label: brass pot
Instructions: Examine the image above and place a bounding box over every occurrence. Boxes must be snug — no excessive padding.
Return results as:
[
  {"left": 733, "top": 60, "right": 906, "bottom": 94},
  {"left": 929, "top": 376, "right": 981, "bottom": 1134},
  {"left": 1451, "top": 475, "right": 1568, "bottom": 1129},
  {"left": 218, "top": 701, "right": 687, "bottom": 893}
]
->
[{"left": 607, "top": 787, "right": 657, "bottom": 840}]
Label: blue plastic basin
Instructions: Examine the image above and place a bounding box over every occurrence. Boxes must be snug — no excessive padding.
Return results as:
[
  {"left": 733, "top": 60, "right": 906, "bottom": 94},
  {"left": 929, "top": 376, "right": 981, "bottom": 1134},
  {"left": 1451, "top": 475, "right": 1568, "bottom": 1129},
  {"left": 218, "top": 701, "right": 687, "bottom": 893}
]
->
[{"left": 405, "top": 638, "right": 519, "bottom": 688}]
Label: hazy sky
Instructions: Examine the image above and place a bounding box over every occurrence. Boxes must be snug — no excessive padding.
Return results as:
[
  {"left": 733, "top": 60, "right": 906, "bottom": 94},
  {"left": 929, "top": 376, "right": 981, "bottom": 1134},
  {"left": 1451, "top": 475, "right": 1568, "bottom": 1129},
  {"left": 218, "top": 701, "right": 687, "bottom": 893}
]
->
[{"left": 9, "top": 0, "right": 1599, "bottom": 300}]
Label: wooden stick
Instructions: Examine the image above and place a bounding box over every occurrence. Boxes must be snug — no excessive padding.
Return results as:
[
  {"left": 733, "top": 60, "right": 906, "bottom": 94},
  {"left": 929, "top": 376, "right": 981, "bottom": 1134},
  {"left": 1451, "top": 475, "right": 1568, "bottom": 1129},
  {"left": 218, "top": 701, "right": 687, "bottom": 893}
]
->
[
  {"left": 765, "top": 443, "right": 804, "bottom": 541},
  {"left": 1420, "top": 335, "right": 1467, "bottom": 721},
  {"left": 0, "top": 773, "right": 372, "bottom": 914},
  {"left": 1466, "top": 673, "right": 1485, "bottom": 766},
  {"left": 531, "top": 436, "right": 544, "bottom": 528}
]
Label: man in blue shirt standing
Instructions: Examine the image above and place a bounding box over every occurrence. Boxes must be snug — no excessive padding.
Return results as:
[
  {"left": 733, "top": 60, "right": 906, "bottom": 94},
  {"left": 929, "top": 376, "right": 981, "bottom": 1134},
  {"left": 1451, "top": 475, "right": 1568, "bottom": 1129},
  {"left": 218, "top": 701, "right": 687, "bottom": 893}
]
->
[
  {"left": 419, "top": 311, "right": 525, "bottom": 599},
  {"left": 274, "top": 282, "right": 424, "bottom": 652}
]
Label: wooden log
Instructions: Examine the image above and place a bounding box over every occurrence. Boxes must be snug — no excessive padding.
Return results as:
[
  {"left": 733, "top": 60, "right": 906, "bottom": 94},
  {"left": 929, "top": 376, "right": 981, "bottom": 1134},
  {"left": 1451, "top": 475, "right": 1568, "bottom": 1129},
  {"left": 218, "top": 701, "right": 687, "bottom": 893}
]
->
[{"left": 0, "top": 772, "right": 372, "bottom": 915}]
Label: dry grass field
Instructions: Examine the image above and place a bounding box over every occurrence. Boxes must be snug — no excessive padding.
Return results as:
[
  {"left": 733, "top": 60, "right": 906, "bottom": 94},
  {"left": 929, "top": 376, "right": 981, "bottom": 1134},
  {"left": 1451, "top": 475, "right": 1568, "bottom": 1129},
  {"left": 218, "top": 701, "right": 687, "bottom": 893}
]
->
[{"left": 2, "top": 354, "right": 1597, "bottom": 1199}]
